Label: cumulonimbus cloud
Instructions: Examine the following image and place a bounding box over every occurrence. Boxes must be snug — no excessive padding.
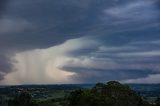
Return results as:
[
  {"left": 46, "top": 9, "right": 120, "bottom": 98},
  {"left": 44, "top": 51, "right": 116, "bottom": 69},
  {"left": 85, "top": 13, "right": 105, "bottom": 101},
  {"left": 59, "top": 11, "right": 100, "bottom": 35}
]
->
[{"left": 0, "top": 0, "right": 160, "bottom": 84}]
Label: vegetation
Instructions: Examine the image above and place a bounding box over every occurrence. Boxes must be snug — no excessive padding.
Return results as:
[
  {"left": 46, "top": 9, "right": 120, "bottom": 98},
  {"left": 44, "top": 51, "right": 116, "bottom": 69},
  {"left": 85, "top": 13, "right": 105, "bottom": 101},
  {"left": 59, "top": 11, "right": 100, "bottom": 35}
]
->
[
  {"left": 4, "top": 81, "right": 160, "bottom": 106},
  {"left": 69, "top": 81, "right": 150, "bottom": 106},
  {"left": 8, "top": 91, "right": 37, "bottom": 106}
]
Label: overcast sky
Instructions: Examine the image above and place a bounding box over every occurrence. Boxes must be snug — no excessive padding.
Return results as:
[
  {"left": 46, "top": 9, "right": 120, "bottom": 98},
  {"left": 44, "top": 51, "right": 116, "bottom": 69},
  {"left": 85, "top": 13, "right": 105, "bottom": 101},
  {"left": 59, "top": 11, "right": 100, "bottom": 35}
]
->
[{"left": 0, "top": 0, "right": 160, "bottom": 85}]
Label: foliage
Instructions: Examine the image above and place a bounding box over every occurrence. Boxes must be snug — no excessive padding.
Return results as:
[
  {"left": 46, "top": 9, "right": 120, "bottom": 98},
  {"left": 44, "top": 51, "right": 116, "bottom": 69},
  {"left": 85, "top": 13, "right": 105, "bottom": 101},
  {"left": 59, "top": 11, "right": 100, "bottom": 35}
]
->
[
  {"left": 34, "top": 98, "right": 68, "bottom": 106},
  {"left": 7, "top": 81, "right": 159, "bottom": 106},
  {"left": 68, "top": 81, "right": 150, "bottom": 106}
]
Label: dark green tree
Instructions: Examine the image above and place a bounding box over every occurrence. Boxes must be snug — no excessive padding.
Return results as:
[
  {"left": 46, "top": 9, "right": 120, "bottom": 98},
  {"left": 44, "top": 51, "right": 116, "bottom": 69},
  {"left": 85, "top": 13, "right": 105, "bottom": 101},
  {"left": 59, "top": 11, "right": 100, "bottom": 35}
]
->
[{"left": 68, "top": 81, "right": 150, "bottom": 106}]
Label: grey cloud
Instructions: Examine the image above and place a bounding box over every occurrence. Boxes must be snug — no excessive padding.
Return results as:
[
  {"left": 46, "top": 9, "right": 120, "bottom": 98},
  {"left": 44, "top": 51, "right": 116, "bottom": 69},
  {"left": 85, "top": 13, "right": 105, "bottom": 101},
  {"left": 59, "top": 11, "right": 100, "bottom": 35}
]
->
[
  {"left": 60, "top": 36, "right": 160, "bottom": 83},
  {"left": 63, "top": 67, "right": 158, "bottom": 83},
  {"left": 0, "top": 17, "right": 32, "bottom": 35},
  {"left": 0, "top": 0, "right": 100, "bottom": 50},
  {"left": 99, "top": 0, "right": 160, "bottom": 36},
  {"left": 0, "top": 0, "right": 160, "bottom": 83},
  {"left": 0, "top": 54, "right": 14, "bottom": 80},
  {"left": 1, "top": 0, "right": 158, "bottom": 51},
  {"left": 0, "top": 0, "right": 8, "bottom": 16},
  {"left": 106, "top": 0, "right": 158, "bottom": 18}
]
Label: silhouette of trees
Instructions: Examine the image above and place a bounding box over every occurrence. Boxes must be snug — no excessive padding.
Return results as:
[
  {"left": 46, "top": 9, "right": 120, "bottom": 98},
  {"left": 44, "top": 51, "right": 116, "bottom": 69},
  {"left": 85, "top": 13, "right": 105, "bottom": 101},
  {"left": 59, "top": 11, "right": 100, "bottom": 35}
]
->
[{"left": 68, "top": 81, "right": 150, "bottom": 106}]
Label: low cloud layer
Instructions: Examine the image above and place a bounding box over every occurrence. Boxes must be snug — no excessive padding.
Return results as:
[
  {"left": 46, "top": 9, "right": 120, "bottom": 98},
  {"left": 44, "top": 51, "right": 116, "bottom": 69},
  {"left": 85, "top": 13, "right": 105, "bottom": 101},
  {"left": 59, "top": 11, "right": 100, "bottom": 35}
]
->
[{"left": 0, "top": 0, "right": 160, "bottom": 84}]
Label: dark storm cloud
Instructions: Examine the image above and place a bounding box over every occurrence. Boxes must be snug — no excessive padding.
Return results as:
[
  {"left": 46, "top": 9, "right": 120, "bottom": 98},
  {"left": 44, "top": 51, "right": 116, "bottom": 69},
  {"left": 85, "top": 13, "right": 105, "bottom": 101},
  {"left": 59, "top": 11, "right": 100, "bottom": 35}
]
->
[
  {"left": 155, "top": 0, "right": 160, "bottom": 11},
  {"left": 0, "top": 0, "right": 8, "bottom": 16},
  {"left": 2, "top": 0, "right": 159, "bottom": 50},
  {"left": 63, "top": 67, "right": 158, "bottom": 83},
  {"left": 0, "top": 54, "right": 13, "bottom": 80},
  {"left": 0, "top": 0, "right": 100, "bottom": 79},
  {"left": 0, "top": 0, "right": 116, "bottom": 80},
  {"left": 0, "top": 0, "right": 160, "bottom": 83},
  {"left": 0, "top": 0, "right": 100, "bottom": 50},
  {"left": 60, "top": 32, "right": 160, "bottom": 82}
]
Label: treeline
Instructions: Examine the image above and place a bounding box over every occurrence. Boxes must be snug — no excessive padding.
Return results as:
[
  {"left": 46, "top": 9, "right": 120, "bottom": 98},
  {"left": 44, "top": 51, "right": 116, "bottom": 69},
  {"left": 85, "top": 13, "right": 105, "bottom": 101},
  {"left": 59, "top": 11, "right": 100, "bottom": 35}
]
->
[
  {"left": 69, "top": 81, "right": 155, "bottom": 106},
  {"left": 8, "top": 81, "right": 160, "bottom": 106}
]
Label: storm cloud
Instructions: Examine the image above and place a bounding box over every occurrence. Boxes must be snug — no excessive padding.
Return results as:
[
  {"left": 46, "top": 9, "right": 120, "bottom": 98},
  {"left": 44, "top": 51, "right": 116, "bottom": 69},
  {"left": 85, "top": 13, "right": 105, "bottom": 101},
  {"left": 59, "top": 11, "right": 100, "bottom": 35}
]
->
[
  {"left": 0, "top": 55, "right": 12, "bottom": 80},
  {"left": 0, "top": 0, "right": 160, "bottom": 84},
  {"left": 1, "top": 0, "right": 159, "bottom": 50},
  {"left": 63, "top": 67, "right": 158, "bottom": 83},
  {"left": 0, "top": 0, "right": 8, "bottom": 16}
]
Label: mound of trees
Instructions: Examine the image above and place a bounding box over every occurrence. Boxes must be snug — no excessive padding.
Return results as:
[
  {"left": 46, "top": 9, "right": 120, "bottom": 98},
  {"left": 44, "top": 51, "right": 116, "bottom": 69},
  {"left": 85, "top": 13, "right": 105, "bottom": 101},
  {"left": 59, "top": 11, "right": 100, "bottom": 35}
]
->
[{"left": 69, "top": 81, "right": 150, "bottom": 106}]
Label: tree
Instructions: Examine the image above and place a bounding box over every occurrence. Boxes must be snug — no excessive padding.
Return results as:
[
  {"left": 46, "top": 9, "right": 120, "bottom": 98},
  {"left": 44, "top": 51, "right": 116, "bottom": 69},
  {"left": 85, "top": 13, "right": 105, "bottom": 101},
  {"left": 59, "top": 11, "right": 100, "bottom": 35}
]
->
[{"left": 68, "top": 81, "right": 150, "bottom": 106}]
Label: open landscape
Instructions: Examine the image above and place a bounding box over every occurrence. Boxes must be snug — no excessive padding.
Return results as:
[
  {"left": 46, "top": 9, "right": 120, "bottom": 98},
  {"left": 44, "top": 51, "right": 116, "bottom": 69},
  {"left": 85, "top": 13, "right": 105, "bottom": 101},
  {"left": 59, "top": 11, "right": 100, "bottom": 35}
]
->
[
  {"left": 0, "top": 81, "right": 160, "bottom": 106},
  {"left": 0, "top": 0, "right": 160, "bottom": 105}
]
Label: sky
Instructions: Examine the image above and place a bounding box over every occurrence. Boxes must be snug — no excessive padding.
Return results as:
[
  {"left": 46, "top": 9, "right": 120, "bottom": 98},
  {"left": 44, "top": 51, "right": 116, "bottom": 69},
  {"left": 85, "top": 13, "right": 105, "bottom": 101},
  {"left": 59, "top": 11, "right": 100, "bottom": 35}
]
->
[{"left": 0, "top": 0, "right": 160, "bottom": 85}]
